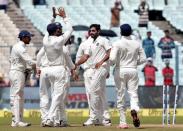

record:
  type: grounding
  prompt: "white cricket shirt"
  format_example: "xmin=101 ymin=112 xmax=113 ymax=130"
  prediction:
xmin=43 ymin=18 xmax=73 ymax=67
xmin=110 ymin=36 xmax=146 ymax=68
xmin=85 ymin=36 xmax=111 ymax=69
xmin=9 ymin=41 xmax=36 ymax=72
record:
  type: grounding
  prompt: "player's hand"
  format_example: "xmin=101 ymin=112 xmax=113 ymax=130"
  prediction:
xmin=71 ymin=69 xmax=79 ymax=81
xmin=73 ymin=64 xmax=77 ymax=70
xmin=52 ymin=7 xmax=57 ymax=18
xmin=95 ymin=61 xmax=103 ymax=69
xmin=58 ymin=7 xmax=66 ymax=18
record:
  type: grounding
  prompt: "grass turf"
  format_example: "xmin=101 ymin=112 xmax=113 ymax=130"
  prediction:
xmin=0 ymin=117 xmax=182 ymax=131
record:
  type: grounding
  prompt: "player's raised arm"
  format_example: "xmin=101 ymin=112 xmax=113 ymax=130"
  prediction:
xmin=55 ymin=7 xmax=73 ymax=47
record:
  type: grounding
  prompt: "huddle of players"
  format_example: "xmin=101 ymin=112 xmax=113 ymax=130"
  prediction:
xmin=9 ymin=7 xmax=146 ymax=128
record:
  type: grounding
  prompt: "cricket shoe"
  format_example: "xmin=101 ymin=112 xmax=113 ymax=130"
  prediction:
xmin=44 ymin=119 xmax=54 ymax=127
xmin=131 ymin=109 xmax=140 ymax=128
xmin=83 ymin=118 xmax=101 ymax=126
xmin=41 ymin=120 xmax=46 ymax=127
xmin=60 ymin=120 xmax=70 ymax=127
xmin=54 ymin=120 xmax=70 ymax=127
xmin=102 ymin=119 xmax=112 ymax=126
xmin=117 ymin=124 xmax=129 ymax=129
xmin=11 ymin=121 xmax=31 ymax=127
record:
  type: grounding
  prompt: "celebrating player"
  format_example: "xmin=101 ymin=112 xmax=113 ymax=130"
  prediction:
xmin=110 ymin=24 xmax=146 ymax=128
xmin=38 ymin=7 xmax=73 ymax=127
xmin=75 ymin=24 xmax=111 ymax=126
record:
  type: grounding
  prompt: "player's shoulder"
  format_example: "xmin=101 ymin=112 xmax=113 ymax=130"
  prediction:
xmin=80 ymin=39 xmax=91 ymax=48
xmin=130 ymin=38 xmax=141 ymax=47
xmin=112 ymin=39 xmax=121 ymax=47
xmin=14 ymin=41 xmax=25 ymax=50
xmin=98 ymin=36 xmax=109 ymax=42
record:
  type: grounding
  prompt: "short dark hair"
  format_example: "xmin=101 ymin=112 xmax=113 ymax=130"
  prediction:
xmin=120 ymin=24 xmax=132 ymax=36
xmin=89 ymin=24 xmax=101 ymax=31
xmin=47 ymin=22 xmax=62 ymax=35
xmin=164 ymin=30 xmax=169 ymax=33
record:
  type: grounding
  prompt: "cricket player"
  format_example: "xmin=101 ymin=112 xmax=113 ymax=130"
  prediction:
xmin=75 ymin=24 xmax=111 ymax=126
xmin=9 ymin=30 xmax=36 ymax=127
xmin=37 ymin=8 xmax=76 ymax=127
xmin=75 ymin=37 xmax=111 ymax=126
xmin=37 ymin=44 xmax=75 ymax=127
xmin=39 ymin=7 xmax=73 ymax=127
xmin=54 ymin=45 xmax=76 ymax=127
xmin=109 ymin=24 xmax=146 ymax=128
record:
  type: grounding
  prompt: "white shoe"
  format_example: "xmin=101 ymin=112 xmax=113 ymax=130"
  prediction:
xmin=54 ymin=122 xmax=60 ymax=127
xmin=102 ymin=119 xmax=112 ymax=126
xmin=41 ymin=120 xmax=46 ymax=127
xmin=11 ymin=121 xmax=31 ymax=127
xmin=44 ymin=119 xmax=54 ymax=127
xmin=83 ymin=118 xmax=101 ymax=126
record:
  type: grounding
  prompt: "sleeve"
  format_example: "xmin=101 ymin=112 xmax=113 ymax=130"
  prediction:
xmin=54 ymin=18 xmax=73 ymax=48
xmin=75 ymin=43 xmax=84 ymax=63
xmin=64 ymin=50 xmax=75 ymax=69
xmin=83 ymin=44 xmax=91 ymax=56
xmin=162 ymin=68 xmax=165 ymax=76
xmin=18 ymin=46 xmax=36 ymax=66
xmin=36 ymin=47 xmax=45 ymax=68
xmin=137 ymin=44 xmax=147 ymax=65
xmin=158 ymin=38 xmax=164 ymax=48
xmin=103 ymin=38 xmax=111 ymax=51
xmin=152 ymin=40 xmax=156 ymax=53
xmin=170 ymin=39 xmax=175 ymax=48
xmin=109 ymin=43 xmax=118 ymax=65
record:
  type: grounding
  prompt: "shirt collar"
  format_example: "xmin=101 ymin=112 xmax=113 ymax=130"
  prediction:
xmin=121 ymin=36 xmax=132 ymax=40
xmin=91 ymin=36 xmax=101 ymax=43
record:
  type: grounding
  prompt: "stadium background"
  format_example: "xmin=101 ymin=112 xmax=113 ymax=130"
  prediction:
xmin=0 ymin=0 xmax=183 ymax=123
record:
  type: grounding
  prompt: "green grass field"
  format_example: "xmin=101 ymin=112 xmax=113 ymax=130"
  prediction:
xmin=0 ymin=116 xmax=183 ymax=131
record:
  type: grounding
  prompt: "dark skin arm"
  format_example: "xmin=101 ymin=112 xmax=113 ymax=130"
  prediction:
xmin=75 ymin=54 xmax=90 ymax=69
xmin=95 ymin=49 xmax=111 ymax=69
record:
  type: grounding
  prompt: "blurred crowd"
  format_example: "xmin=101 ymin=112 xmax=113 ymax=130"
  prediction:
xmin=0 ymin=0 xmax=177 ymax=87
xmin=141 ymin=29 xmax=175 ymax=87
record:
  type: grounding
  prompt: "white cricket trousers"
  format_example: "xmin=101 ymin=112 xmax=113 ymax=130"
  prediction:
xmin=54 ymin=68 xmax=70 ymax=123
xmin=114 ymin=67 xmax=139 ymax=124
xmin=84 ymin=68 xmax=110 ymax=120
xmin=86 ymin=67 xmax=109 ymax=121
xmin=41 ymin=66 xmax=67 ymax=122
xmin=9 ymin=70 xmax=25 ymax=123
xmin=39 ymin=67 xmax=51 ymax=122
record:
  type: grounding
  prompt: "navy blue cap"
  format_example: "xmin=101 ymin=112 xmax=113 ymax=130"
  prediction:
xmin=120 ymin=24 xmax=132 ymax=36
xmin=47 ymin=22 xmax=62 ymax=35
xmin=18 ymin=30 xmax=34 ymax=38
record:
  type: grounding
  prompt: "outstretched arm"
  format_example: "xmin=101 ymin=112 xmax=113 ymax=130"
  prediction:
xmin=75 ymin=54 xmax=90 ymax=68
xmin=55 ymin=7 xmax=73 ymax=48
